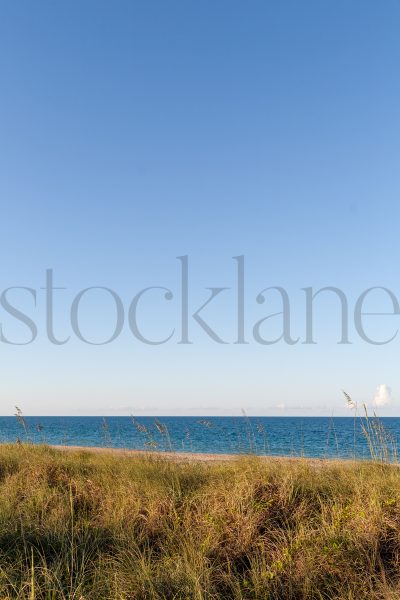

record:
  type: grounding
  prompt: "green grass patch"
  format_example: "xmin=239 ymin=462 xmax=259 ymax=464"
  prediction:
xmin=0 ymin=444 xmax=399 ymax=598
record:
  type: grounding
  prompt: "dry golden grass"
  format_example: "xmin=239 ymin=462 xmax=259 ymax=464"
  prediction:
xmin=0 ymin=444 xmax=400 ymax=599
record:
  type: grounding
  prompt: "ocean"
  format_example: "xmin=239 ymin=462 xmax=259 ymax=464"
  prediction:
xmin=1 ymin=416 xmax=399 ymax=459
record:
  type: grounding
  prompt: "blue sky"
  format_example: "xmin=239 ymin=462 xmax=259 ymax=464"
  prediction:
xmin=0 ymin=0 xmax=400 ymax=415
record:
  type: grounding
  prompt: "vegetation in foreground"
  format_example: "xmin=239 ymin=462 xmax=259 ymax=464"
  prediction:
xmin=0 ymin=445 xmax=400 ymax=599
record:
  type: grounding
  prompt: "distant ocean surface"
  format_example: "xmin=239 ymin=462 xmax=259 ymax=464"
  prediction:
xmin=1 ymin=416 xmax=399 ymax=459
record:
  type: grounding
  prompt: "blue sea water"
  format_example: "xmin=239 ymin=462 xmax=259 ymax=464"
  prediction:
xmin=1 ymin=416 xmax=399 ymax=459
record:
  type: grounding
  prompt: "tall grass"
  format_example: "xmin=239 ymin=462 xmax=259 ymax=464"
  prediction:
xmin=1 ymin=444 xmax=400 ymax=598
xmin=343 ymin=392 xmax=398 ymax=463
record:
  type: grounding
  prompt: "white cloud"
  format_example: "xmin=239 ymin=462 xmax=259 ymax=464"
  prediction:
xmin=275 ymin=402 xmax=286 ymax=411
xmin=373 ymin=384 xmax=392 ymax=407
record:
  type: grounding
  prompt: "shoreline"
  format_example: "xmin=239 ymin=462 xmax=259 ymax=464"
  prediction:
xmin=0 ymin=443 xmax=381 ymax=466
xmin=49 ymin=444 xmax=358 ymax=465
xmin=52 ymin=445 xmax=237 ymax=462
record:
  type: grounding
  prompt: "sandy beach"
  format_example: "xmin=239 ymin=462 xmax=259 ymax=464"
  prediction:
xmin=50 ymin=444 xmax=347 ymax=466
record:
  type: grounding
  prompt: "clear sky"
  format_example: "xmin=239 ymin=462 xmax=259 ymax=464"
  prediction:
xmin=1 ymin=0 xmax=400 ymax=416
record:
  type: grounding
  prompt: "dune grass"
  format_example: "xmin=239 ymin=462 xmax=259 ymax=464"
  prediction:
xmin=0 ymin=445 xmax=400 ymax=599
